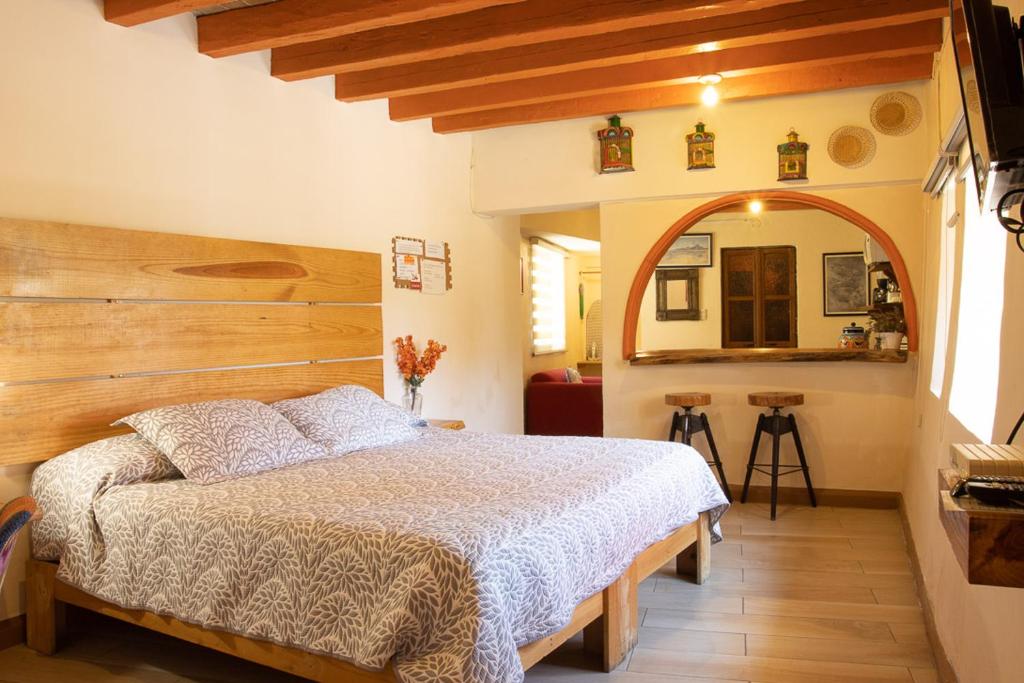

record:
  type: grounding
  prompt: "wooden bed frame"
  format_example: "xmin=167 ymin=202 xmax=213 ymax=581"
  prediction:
xmin=3 ymin=217 xmax=711 ymax=680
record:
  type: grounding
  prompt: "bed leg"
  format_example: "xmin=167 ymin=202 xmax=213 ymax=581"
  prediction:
xmin=582 ymin=563 xmax=638 ymax=672
xmin=676 ymin=512 xmax=711 ymax=585
xmin=26 ymin=560 xmax=65 ymax=655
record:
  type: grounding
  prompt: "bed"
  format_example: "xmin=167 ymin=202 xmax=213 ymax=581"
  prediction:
xmin=2 ymin=217 xmax=728 ymax=682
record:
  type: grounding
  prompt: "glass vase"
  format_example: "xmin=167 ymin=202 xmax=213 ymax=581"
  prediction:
xmin=404 ymin=386 xmax=423 ymax=417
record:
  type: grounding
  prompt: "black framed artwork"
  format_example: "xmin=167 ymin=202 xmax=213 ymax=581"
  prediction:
xmin=822 ymin=251 xmax=869 ymax=316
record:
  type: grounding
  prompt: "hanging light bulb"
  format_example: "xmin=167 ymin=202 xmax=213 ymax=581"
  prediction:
xmin=698 ymin=74 xmax=723 ymax=107
xmin=749 ymin=199 xmax=764 ymax=214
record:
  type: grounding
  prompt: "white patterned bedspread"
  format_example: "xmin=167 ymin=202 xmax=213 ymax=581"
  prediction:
xmin=33 ymin=428 xmax=728 ymax=683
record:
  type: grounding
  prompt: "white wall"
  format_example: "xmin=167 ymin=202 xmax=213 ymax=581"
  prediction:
xmin=902 ymin=14 xmax=1024 ymax=682
xmin=638 ymin=209 xmax=872 ymax=350
xmin=0 ymin=0 xmax=523 ymax=618
xmin=472 ymin=83 xmax=931 ymax=215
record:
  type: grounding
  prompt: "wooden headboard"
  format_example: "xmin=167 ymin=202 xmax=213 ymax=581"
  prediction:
xmin=0 ymin=217 xmax=383 ymax=466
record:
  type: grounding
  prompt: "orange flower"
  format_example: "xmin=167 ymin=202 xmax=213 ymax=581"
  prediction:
xmin=394 ymin=336 xmax=447 ymax=387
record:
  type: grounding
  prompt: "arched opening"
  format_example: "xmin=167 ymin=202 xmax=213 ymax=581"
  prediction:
xmin=622 ymin=190 xmax=919 ymax=360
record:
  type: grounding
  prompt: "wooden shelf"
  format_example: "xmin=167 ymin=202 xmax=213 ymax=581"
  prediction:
xmin=870 ymin=301 xmax=903 ymax=312
xmin=938 ymin=469 xmax=1024 ymax=588
xmin=629 ymin=348 xmax=908 ymax=365
xmin=868 ymin=261 xmax=897 ymax=278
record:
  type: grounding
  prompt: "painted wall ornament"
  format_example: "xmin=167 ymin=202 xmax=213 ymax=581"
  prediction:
xmin=686 ymin=121 xmax=715 ymax=170
xmin=597 ymin=115 xmax=634 ymax=174
xmin=777 ymin=128 xmax=809 ymax=181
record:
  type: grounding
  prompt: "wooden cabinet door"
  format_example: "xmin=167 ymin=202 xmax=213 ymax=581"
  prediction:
xmin=721 ymin=246 xmax=797 ymax=348
xmin=759 ymin=246 xmax=797 ymax=348
xmin=721 ymin=248 xmax=757 ymax=348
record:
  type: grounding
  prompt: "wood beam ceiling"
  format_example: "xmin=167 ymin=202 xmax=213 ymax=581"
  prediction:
xmin=431 ymin=54 xmax=935 ymax=133
xmin=105 ymin=0 xmax=219 ymax=26
xmin=389 ymin=21 xmax=943 ymax=121
xmin=332 ymin=0 xmax=948 ymax=100
xmin=103 ymin=0 xmax=947 ymax=133
xmin=273 ymin=0 xmax=807 ymax=81
xmin=197 ymin=0 xmax=528 ymax=58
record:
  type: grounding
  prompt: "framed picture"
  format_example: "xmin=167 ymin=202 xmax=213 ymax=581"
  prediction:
xmin=658 ymin=232 xmax=713 ymax=268
xmin=822 ymin=252 xmax=869 ymax=316
xmin=655 ymin=268 xmax=700 ymax=320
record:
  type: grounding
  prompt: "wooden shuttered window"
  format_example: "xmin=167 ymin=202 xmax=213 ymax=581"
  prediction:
xmin=721 ymin=246 xmax=797 ymax=348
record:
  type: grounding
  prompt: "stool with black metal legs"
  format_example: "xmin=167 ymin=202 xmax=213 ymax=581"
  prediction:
xmin=740 ymin=392 xmax=816 ymax=520
xmin=665 ymin=392 xmax=733 ymax=501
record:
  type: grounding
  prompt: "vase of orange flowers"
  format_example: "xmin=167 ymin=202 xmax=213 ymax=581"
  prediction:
xmin=394 ymin=336 xmax=447 ymax=417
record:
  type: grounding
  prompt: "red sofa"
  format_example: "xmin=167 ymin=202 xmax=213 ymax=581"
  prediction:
xmin=525 ymin=369 xmax=603 ymax=437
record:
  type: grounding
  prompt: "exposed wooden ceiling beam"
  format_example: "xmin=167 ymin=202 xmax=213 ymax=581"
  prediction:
xmin=334 ymin=0 xmax=947 ymax=100
xmin=390 ymin=21 xmax=942 ymax=121
xmin=273 ymin=0 xmax=805 ymax=80
xmin=431 ymin=54 xmax=935 ymax=133
xmin=104 ymin=0 xmax=217 ymax=26
xmin=197 ymin=0 xmax=528 ymax=58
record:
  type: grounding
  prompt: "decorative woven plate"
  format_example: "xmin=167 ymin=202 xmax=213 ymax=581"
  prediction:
xmin=963 ymin=78 xmax=982 ymax=115
xmin=828 ymin=126 xmax=876 ymax=168
xmin=870 ymin=91 xmax=922 ymax=136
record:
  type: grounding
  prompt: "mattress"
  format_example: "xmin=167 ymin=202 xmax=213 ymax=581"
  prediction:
xmin=32 ymin=427 xmax=728 ymax=683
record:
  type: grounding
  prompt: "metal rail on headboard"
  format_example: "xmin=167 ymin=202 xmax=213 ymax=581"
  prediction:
xmin=0 ymin=217 xmax=384 ymax=466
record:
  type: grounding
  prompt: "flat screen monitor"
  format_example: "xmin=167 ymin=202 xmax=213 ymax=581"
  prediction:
xmin=951 ymin=0 xmax=1024 ymax=210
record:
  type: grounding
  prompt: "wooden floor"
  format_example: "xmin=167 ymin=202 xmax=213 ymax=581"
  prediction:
xmin=0 ymin=503 xmax=937 ymax=683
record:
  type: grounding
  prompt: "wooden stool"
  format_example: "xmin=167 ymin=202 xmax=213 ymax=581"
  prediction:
xmin=740 ymin=392 xmax=816 ymax=520
xmin=665 ymin=393 xmax=733 ymax=501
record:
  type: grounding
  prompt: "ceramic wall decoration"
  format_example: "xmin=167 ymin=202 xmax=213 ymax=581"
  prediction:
xmin=686 ymin=121 xmax=715 ymax=170
xmin=597 ymin=115 xmax=634 ymax=174
xmin=777 ymin=128 xmax=809 ymax=181
xmin=828 ymin=126 xmax=876 ymax=168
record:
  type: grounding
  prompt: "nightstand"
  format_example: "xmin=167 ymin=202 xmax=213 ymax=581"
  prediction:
xmin=428 ymin=419 xmax=465 ymax=431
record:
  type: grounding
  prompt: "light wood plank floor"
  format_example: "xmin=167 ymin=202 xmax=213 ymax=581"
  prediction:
xmin=0 ymin=503 xmax=936 ymax=683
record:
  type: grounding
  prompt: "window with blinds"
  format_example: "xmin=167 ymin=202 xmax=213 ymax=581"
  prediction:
xmin=530 ymin=240 xmax=567 ymax=355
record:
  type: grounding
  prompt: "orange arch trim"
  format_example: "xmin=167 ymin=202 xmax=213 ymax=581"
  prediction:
xmin=621 ymin=190 xmax=919 ymax=360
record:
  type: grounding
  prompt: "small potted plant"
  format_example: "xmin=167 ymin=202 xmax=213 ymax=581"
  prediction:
xmin=394 ymin=335 xmax=447 ymax=416
xmin=868 ymin=308 xmax=906 ymax=350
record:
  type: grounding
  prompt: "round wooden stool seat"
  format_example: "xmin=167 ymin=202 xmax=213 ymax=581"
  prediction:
xmin=665 ymin=392 xmax=711 ymax=408
xmin=748 ymin=391 xmax=804 ymax=408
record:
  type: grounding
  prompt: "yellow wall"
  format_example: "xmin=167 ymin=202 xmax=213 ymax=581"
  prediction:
xmin=638 ymin=209 xmax=873 ymax=350
xmin=470 ymin=73 xmax=934 ymax=495
xmin=603 ymin=184 xmax=924 ymax=493
xmin=902 ymin=12 xmax=1024 ymax=681
xmin=0 ymin=0 xmax=524 ymax=618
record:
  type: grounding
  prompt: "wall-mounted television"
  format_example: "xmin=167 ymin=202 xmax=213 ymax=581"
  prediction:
xmin=951 ymin=0 xmax=1024 ymax=211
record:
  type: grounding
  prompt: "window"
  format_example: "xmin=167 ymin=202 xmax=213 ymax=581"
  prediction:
xmin=929 ymin=174 xmax=960 ymax=397
xmin=948 ymin=169 xmax=1006 ymax=441
xmin=530 ymin=240 xmax=567 ymax=355
xmin=721 ymin=246 xmax=797 ymax=348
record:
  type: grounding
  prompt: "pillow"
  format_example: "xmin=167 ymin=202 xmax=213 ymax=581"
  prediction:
xmin=565 ymin=367 xmax=584 ymax=384
xmin=272 ymin=385 xmax=423 ymax=456
xmin=31 ymin=434 xmax=179 ymax=561
xmin=115 ymin=399 xmax=326 ymax=485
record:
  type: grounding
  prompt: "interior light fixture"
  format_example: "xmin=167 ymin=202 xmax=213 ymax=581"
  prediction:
xmin=748 ymin=200 xmax=764 ymax=214
xmin=699 ymin=73 xmax=722 ymax=107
